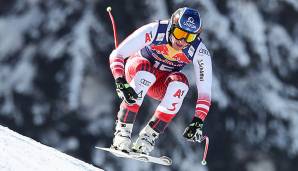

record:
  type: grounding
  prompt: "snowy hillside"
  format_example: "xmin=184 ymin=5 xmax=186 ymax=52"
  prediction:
xmin=0 ymin=125 xmax=103 ymax=171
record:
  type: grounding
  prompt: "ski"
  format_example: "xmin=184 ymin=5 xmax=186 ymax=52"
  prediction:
xmin=95 ymin=147 xmax=172 ymax=166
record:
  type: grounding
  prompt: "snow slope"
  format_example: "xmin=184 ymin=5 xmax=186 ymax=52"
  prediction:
xmin=0 ymin=125 xmax=103 ymax=171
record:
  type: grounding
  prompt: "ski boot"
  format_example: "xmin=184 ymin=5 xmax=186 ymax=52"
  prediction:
xmin=132 ymin=124 xmax=159 ymax=155
xmin=111 ymin=121 xmax=133 ymax=153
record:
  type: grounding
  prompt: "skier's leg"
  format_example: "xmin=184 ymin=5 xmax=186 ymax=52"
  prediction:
xmin=112 ymin=55 xmax=156 ymax=151
xmin=133 ymin=72 xmax=189 ymax=154
xmin=117 ymin=55 xmax=157 ymax=123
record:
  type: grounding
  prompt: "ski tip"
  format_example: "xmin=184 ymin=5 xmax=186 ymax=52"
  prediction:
xmin=160 ymin=156 xmax=172 ymax=165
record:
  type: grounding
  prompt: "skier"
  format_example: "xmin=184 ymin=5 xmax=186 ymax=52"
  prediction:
xmin=109 ymin=7 xmax=212 ymax=155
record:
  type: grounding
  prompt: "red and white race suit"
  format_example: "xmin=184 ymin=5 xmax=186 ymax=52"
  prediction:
xmin=109 ymin=20 xmax=212 ymax=133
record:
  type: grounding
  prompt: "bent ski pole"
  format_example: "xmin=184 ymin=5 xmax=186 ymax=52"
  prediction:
xmin=106 ymin=6 xmax=119 ymax=48
xmin=197 ymin=135 xmax=209 ymax=165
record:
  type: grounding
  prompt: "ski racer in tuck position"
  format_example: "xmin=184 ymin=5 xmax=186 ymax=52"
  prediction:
xmin=109 ymin=7 xmax=212 ymax=155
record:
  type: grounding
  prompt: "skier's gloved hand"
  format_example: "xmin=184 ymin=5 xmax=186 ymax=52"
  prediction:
xmin=115 ymin=77 xmax=138 ymax=105
xmin=183 ymin=117 xmax=204 ymax=142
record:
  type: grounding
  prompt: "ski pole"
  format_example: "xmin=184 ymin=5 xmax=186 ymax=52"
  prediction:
xmin=106 ymin=6 xmax=119 ymax=48
xmin=198 ymin=135 xmax=209 ymax=165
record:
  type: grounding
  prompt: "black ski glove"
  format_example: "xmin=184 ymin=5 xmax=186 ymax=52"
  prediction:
xmin=115 ymin=77 xmax=138 ymax=105
xmin=183 ymin=117 xmax=204 ymax=142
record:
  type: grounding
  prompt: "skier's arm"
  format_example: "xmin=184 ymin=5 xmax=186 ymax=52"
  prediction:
xmin=183 ymin=43 xmax=212 ymax=141
xmin=192 ymin=43 xmax=212 ymax=121
xmin=109 ymin=22 xmax=158 ymax=79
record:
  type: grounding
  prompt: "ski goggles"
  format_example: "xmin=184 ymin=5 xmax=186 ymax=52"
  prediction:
xmin=171 ymin=27 xmax=198 ymax=43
